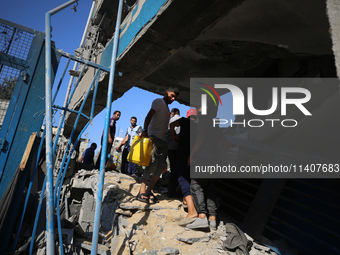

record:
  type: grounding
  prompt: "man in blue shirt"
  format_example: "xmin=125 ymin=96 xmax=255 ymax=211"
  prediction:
xmin=79 ymin=143 xmax=97 ymax=166
xmin=117 ymin=116 xmax=142 ymax=176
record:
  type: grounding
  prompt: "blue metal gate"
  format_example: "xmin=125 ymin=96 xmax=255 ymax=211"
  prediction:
xmin=0 ymin=18 xmax=61 ymax=253
xmin=0 ymin=18 xmax=50 ymax=194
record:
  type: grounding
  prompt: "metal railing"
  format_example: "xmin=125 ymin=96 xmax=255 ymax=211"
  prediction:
xmin=10 ymin=0 xmax=124 ymax=254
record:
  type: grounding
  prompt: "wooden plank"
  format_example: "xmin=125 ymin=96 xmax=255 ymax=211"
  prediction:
xmin=19 ymin=132 xmax=37 ymax=171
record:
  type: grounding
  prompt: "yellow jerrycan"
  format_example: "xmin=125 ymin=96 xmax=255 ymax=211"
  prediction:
xmin=127 ymin=136 xmax=153 ymax=166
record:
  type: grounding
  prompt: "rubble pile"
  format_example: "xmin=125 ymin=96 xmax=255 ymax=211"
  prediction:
xmin=15 ymin=169 xmax=279 ymax=254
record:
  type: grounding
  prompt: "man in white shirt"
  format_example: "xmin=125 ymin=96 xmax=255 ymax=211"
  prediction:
xmin=136 ymin=87 xmax=179 ymax=203
xmin=116 ymin=116 xmax=142 ymax=175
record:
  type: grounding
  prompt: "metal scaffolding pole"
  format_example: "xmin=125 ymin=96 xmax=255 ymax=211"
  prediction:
xmin=45 ymin=1 xmax=79 ymax=254
xmin=91 ymin=0 xmax=124 ymax=253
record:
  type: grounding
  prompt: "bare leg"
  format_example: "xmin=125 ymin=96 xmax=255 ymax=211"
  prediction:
xmin=138 ymin=179 xmax=149 ymax=200
xmin=199 ymin=213 xmax=207 ymax=219
xmin=145 ymin=175 xmax=160 ymax=194
xmin=184 ymin=195 xmax=198 ymax=218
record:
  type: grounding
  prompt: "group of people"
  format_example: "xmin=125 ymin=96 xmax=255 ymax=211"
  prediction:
xmin=79 ymin=86 xmax=225 ymax=230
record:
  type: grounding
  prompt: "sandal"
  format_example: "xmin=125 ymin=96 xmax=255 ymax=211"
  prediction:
xmin=136 ymin=193 xmax=150 ymax=203
xmin=149 ymin=192 xmax=159 ymax=203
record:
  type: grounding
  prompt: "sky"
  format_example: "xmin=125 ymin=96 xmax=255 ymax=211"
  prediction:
xmin=1 ymin=0 xmax=233 ymax=152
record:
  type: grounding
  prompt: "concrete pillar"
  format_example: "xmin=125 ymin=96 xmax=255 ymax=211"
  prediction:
xmin=327 ymin=0 xmax=340 ymax=78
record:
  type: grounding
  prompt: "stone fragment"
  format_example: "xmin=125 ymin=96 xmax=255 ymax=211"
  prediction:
xmin=116 ymin=208 xmax=133 ymax=217
xmin=245 ymin=233 xmax=254 ymax=242
xmin=75 ymin=239 xmax=110 ymax=255
xmin=111 ymin=233 xmax=130 ymax=255
xmin=118 ymin=215 xmax=130 ymax=228
xmin=100 ymin=202 xmax=115 ymax=231
xmin=177 ymin=231 xmax=211 ymax=244
xmin=99 ymin=230 xmax=113 ymax=243
xmin=253 ymin=243 xmax=271 ymax=252
xmin=36 ymin=247 xmax=46 ymax=255
xmin=135 ymin=247 xmax=179 ymax=255
xmin=119 ymin=197 xmax=180 ymax=210
xmin=159 ymin=247 xmax=180 ymax=255
xmin=79 ymin=192 xmax=95 ymax=234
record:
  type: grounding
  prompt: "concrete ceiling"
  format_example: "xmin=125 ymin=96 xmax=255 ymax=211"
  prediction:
xmin=137 ymin=0 xmax=333 ymax=102
xmin=63 ymin=0 xmax=336 ymax=138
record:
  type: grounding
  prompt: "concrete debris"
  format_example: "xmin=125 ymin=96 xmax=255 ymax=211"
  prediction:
xmin=116 ymin=208 xmax=133 ymax=216
xmin=253 ymin=243 xmax=271 ymax=252
xmin=71 ymin=170 xmax=99 ymax=193
xmin=177 ymin=231 xmax=211 ymax=244
xmin=99 ymin=230 xmax=113 ymax=244
xmin=119 ymin=196 xmax=180 ymax=210
xmin=75 ymin=239 xmax=110 ymax=255
xmin=111 ymin=233 xmax=130 ymax=255
xmin=36 ymin=247 xmax=46 ymax=255
xmin=100 ymin=202 xmax=116 ymax=231
xmin=118 ymin=215 xmax=130 ymax=229
xmin=159 ymin=247 xmax=180 ymax=255
xmin=13 ymin=168 xmax=278 ymax=255
xmin=135 ymin=247 xmax=180 ymax=255
xmin=78 ymin=191 xmax=96 ymax=236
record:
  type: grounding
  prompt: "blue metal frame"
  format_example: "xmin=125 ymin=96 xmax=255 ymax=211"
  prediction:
xmin=0 ymin=28 xmax=45 ymax=187
xmin=11 ymin=129 xmax=45 ymax=252
xmin=9 ymin=0 xmax=125 ymax=253
xmin=45 ymin=1 xmax=79 ymax=253
xmin=91 ymin=0 xmax=124 ymax=253
xmin=56 ymin=73 xmax=101 ymax=252
xmin=0 ymin=18 xmax=57 ymax=254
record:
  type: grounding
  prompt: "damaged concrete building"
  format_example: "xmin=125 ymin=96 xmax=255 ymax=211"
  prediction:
xmin=0 ymin=0 xmax=340 ymax=254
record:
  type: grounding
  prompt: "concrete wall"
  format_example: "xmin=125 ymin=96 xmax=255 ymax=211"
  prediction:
xmin=327 ymin=0 xmax=340 ymax=78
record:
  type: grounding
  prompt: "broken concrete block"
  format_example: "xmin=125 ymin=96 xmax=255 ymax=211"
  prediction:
xmin=99 ymin=230 xmax=113 ymax=244
xmin=36 ymin=247 xmax=46 ymax=255
xmin=253 ymin=243 xmax=271 ymax=252
xmin=75 ymin=239 xmax=110 ymax=255
xmin=69 ymin=203 xmax=82 ymax=218
xmin=159 ymin=247 xmax=180 ymax=255
xmin=135 ymin=247 xmax=180 ymax=255
xmin=71 ymin=170 xmax=99 ymax=193
xmin=79 ymin=192 xmax=95 ymax=234
xmin=100 ymin=202 xmax=115 ymax=231
xmin=135 ymin=250 xmax=158 ymax=255
xmin=115 ymin=208 xmax=132 ymax=217
xmin=111 ymin=233 xmax=130 ymax=255
xmin=118 ymin=215 xmax=130 ymax=229
xmin=119 ymin=197 xmax=180 ymax=211
xmin=177 ymin=231 xmax=211 ymax=244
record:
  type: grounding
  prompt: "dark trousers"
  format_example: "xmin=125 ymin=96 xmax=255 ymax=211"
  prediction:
xmin=124 ymin=146 xmax=138 ymax=175
xmin=120 ymin=147 xmax=129 ymax=173
xmin=167 ymin=150 xmax=179 ymax=196
xmin=190 ymin=179 xmax=217 ymax=216
xmin=177 ymin=152 xmax=191 ymax=197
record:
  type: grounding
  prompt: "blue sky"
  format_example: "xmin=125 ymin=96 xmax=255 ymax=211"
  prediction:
xmin=1 ymin=0 xmax=233 ymax=151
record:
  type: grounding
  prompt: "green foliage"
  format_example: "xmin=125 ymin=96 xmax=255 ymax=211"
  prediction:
xmin=0 ymin=77 xmax=16 ymax=100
